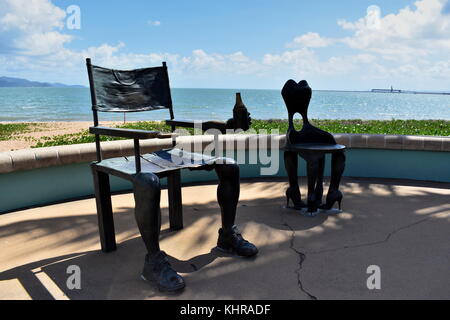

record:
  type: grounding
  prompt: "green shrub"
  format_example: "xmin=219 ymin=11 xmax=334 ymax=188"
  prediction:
xmin=0 ymin=123 xmax=32 ymax=141
xmin=31 ymin=119 xmax=450 ymax=148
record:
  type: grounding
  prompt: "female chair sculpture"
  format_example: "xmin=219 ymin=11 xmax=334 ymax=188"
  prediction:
xmin=282 ymin=80 xmax=346 ymax=215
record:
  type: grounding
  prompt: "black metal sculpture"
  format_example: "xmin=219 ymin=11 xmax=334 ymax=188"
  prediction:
xmin=86 ymin=59 xmax=258 ymax=292
xmin=166 ymin=93 xmax=251 ymax=134
xmin=282 ymin=80 xmax=346 ymax=216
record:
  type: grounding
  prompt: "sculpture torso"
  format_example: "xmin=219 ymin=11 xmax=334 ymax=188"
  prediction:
xmin=282 ymin=80 xmax=336 ymax=145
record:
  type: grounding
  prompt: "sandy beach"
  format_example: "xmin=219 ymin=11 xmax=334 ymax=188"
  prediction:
xmin=0 ymin=122 xmax=122 ymax=152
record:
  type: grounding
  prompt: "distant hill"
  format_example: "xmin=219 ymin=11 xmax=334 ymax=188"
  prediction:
xmin=0 ymin=76 xmax=85 ymax=88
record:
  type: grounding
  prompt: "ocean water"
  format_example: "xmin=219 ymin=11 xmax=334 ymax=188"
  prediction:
xmin=0 ymin=87 xmax=449 ymax=122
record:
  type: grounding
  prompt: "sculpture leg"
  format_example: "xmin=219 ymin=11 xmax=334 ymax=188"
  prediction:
xmin=321 ymin=151 xmax=346 ymax=211
xmin=133 ymin=172 xmax=185 ymax=292
xmin=284 ymin=151 xmax=305 ymax=209
xmin=214 ymin=163 xmax=240 ymax=230
xmin=215 ymin=163 xmax=258 ymax=257
xmin=167 ymin=170 xmax=183 ymax=230
xmin=132 ymin=172 xmax=162 ymax=254
xmin=314 ymin=156 xmax=325 ymax=207
xmin=91 ymin=167 xmax=116 ymax=253
xmin=306 ymin=158 xmax=320 ymax=214
xmin=329 ymin=151 xmax=346 ymax=192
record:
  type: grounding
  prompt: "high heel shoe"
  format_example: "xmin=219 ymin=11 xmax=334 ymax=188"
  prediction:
xmin=319 ymin=190 xmax=343 ymax=211
xmin=285 ymin=187 xmax=307 ymax=210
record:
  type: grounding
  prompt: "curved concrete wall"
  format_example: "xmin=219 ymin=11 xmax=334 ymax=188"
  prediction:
xmin=0 ymin=134 xmax=449 ymax=213
xmin=1 ymin=134 xmax=449 ymax=174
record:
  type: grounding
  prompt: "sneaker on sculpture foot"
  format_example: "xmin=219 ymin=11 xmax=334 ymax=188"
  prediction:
xmin=141 ymin=251 xmax=185 ymax=292
xmin=216 ymin=225 xmax=259 ymax=257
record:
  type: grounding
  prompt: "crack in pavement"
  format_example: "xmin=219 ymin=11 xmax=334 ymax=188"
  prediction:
xmin=278 ymin=209 xmax=440 ymax=299
xmin=307 ymin=216 xmax=433 ymax=255
xmin=277 ymin=204 xmax=447 ymax=300
xmin=282 ymin=221 xmax=318 ymax=300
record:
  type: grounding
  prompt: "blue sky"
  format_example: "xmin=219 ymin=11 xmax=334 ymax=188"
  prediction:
xmin=55 ymin=0 xmax=408 ymax=56
xmin=1 ymin=0 xmax=450 ymax=90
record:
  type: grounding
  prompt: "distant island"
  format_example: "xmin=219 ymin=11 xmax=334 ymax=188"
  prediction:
xmin=0 ymin=76 xmax=85 ymax=88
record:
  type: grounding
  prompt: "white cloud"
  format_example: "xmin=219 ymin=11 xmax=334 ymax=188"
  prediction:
xmin=273 ymin=0 xmax=450 ymax=89
xmin=185 ymin=49 xmax=257 ymax=73
xmin=2 ymin=0 xmax=450 ymax=90
xmin=0 ymin=0 xmax=70 ymax=55
xmin=287 ymin=32 xmax=334 ymax=48
xmin=0 ymin=0 xmax=65 ymax=32
xmin=263 ymin=49 xmax=378 ymax=78
xmin=337 ymin=0 xmax=450 ymax=60
xmin=148 ymin=20 xmax=161 ymax=27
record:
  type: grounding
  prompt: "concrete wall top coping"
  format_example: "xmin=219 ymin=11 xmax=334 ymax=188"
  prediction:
xmin=0 ymin=133 xmax=449 ymax=174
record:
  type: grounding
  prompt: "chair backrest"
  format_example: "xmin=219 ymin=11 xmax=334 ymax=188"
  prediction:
xmin=86 ymin=58 xmax=175 ymax=120
xmin=86 ymin=58 xmax=176 ymax=162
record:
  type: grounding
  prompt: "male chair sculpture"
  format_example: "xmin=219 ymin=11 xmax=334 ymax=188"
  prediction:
xmin=87 ymin=59 xmax=258 ymax=292
xmin=282 ymin=80 xmax=346 ymax=215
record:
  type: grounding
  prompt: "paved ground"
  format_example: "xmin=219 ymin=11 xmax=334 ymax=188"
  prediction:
xmin=0 ymin=177 xmax=449 ymax=300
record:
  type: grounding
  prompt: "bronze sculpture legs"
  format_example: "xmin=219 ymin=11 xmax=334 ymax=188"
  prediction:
xmin=284 ymin=151 xmax=306 ymax=209
xmin=132 ymin=163 xmax=257 ymax=292
xmin=133 ymin=172 xmax=163 ymax=254
xmin=321 ymin=151 xmax=346 ymax=210
xmin=284 ymin=150 xmax=346 ymax=215
xmin=215 ymin=163 xmax=240 ymax=230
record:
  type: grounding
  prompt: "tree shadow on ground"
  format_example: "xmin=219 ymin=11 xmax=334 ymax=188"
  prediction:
xmin=0 ymin=177 xmax=449 ymax=299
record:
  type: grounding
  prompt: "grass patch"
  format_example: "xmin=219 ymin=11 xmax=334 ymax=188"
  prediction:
xmin=32 ymin=122 xmax=174 ymax=148
xmin=33 ymin=130 xmax=113 ymax=148
xmin=252 ymin=119 xmax=450 ymax=136
xmin=0 ymin=123 xmax=33 ymax=141
xmin=31 ymin=119 xmax=450 ymax=148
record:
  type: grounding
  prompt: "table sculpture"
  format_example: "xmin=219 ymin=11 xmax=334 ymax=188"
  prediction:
xmin=282 ymin=80 xmax=346 ymax=216
xmin=86 ymin=59 xmax=258 ymax=293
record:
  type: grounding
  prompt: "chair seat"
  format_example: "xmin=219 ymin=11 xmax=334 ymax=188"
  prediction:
xmin=283 ymin=143 xmax=346 ymax=153
xmin=93 ymin=148 xmax=235 ymax=180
